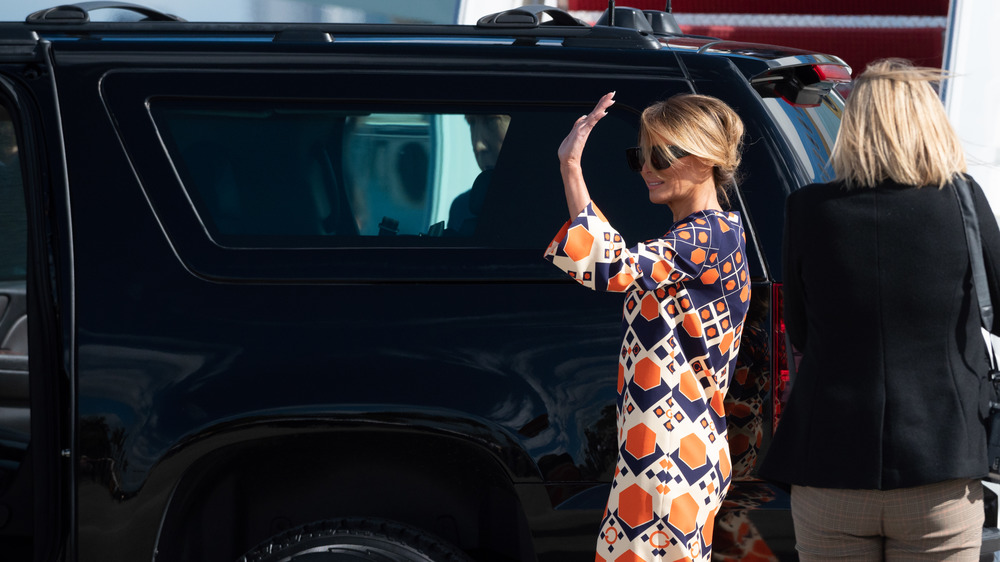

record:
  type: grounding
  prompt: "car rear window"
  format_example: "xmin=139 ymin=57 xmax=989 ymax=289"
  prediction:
xmin=760 ymin=92 xmax=845 ymax=184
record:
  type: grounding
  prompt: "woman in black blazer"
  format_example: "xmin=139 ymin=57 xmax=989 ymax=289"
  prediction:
xmin=758 ymin=58 xmax=1000 ymax=561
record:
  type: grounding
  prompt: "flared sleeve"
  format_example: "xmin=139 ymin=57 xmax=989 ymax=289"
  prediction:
xmin=544 ymin=201 xmax=714 ymax=293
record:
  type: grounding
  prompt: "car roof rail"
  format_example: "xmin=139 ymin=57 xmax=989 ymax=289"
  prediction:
xmin=476 ymin=5 xmax=588 ymax=28
xmin=26 ymin=2 xmax=185 ymax=23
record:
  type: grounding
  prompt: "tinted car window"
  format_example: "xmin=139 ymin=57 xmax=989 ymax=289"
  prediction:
xmin=151 ymin=99 xmax=674 ymax=253
xmin=760 ymin=93 xmax=844 ymax=184
xmin=0 ymin=103 xmax=24 ymax=281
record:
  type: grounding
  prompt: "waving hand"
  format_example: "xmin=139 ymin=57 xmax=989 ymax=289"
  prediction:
xmin=558 ymin=91 xmax=616 ymax=217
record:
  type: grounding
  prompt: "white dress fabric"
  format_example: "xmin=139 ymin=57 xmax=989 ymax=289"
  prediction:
xmin=545 ymin=202 xmax=751 ymax=562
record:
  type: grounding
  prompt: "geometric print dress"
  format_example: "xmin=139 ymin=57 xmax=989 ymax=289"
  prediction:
xmin=544 ymin=201 xmax=751 ymax=562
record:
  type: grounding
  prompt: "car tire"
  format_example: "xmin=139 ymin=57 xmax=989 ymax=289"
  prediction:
xmin=237 ymin=517 xmax=474 ymax=562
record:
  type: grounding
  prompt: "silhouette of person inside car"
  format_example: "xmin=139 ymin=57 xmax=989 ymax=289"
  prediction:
xmin=447 ymin=114 xmax=510 ymax=236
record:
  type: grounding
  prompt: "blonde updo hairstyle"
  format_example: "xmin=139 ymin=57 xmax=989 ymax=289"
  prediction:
xmin=639 ymin=93 xmax=745 ymax=206
xmin=832 ymin=58 xmax=966 ymax=188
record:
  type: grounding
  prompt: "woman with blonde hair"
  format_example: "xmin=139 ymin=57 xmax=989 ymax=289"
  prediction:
xmin=546 ymin=91 xmax=750 ymax=561
xmin=758 ymin=58 xmax=1000 ymax=561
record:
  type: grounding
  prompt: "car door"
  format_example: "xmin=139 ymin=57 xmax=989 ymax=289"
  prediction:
xmin=0 ymin=99 xmax=27 ymax=428
xmin=0 ymin=80 xmax=31 ymax=559
xmin=0 ymin=36 xmax=74 ymax=557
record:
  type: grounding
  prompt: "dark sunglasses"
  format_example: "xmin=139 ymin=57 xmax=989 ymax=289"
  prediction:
xmin=625 ymin=145 xmax=690 ymax=172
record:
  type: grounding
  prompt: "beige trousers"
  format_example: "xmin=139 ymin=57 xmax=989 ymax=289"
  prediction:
xmin=790 ymin=479 xmax=984 ymax=561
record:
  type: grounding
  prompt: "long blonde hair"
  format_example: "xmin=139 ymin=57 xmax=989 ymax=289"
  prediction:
xmin=640 ymin=94 xmax=744 ymax=206
xmin=832 ymin=58 xmax=966 ymax=188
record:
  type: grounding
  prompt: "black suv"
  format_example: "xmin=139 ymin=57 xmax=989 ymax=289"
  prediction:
xmin=0 ymin=2 xmax=969 ymax=561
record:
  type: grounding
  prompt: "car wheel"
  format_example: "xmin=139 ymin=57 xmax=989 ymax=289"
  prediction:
xmin=237 ymin=517 xmax=474 ymax=562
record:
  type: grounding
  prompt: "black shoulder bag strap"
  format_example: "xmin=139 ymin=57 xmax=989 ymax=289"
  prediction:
xmin=956 ymin=175 xmax=995 ymax=335
xmin=954 ymin=175 xmax=1000 ymax=412
xmin=954 ymin=176 xmax=1000 ymax=495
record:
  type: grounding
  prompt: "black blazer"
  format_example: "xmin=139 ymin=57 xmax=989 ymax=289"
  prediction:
xmin=758 ymin=176 xmax=1000 ymax=490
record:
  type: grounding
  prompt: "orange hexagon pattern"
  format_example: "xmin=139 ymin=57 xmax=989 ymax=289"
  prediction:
xmin=678 ymin=370 xmax=702 ymax=402
xmin=668 ymin=493 xmax=700 ymax=536
xmin=625 ymin=423 xmax=658 ymax=459
xmin=640 ymin=293 xmax=660 ymax=322
xmin=633 ymin=358 xmax=661 ymax=391
xmin=618 ymin=484 xmax=654 ymax=529
xmin=543 ymin=202 xmax=749 ymax=562
xmin=651 ymin=260 xmax=672 ymax=283
xmin=679 ymin=434 xmax=707 ymax=470
xmin=608 ymin=271 xmax=636 ymax=292
xmin=564 ymin=224 xmax=595 ymax=262
xmin=690 ymin=247 xmax=706 ymax=264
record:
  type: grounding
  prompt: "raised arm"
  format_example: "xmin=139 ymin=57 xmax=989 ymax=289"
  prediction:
xmin=557 ymin=91 xmax=615 ymax=218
